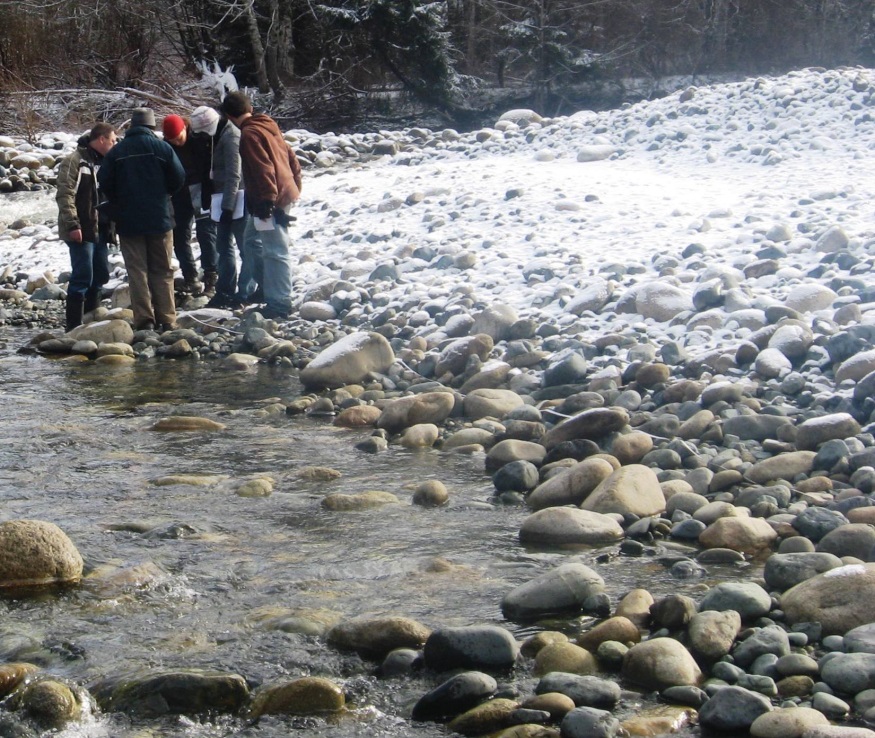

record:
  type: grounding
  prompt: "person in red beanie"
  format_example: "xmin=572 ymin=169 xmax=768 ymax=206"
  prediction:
xmin=162 ymin=114 xmax=218 ymax=298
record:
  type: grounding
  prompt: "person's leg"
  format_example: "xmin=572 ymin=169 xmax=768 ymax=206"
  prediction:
xmin=195 ymin=216 xmax=218 ymax=274
xmin=235 ymin=217 xmax=262 ymax=302
xmin=259 ymin=222 xmax=293 ymax=316
xmin=119 ymin=235 xmax=154 ymax=328
xmin=144 ymin=231 xmax=177 ymax=328
xmin=212 ymin=217 xmax=243 ymax=302
xmin=171 ymin=191 xmax=199 ymax=287
xmin=83 ymin=239 xmax=110 ymax=314
xmin=65 ymin=241 xmax=94 ymax=330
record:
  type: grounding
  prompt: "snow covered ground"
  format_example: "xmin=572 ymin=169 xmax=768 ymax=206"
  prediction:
xmin=2 ymin=65 xmax=874 ymax=367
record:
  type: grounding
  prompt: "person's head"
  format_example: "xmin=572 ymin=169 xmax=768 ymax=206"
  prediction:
xmin=162 ymin=114 xmax=187 ymax=146
xmin=220 ymin=92 xmax=253 ymax=124
xmin=88 ymin=122 xmax=117 ymax=156
xmin=190 ymin=106 xmax=221 ymax=137
xmin=130 ymin=107 xmax=156 ymax=129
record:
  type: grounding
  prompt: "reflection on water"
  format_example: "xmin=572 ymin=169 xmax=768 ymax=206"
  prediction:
xmin=0 ymin=329 xmax=740 ymax=736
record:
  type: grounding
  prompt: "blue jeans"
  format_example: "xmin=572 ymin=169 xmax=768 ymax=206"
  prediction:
xmin=239 ymin=216 xmax=291 ymax=312
xmin=67 ymin=240 xmax=110 ymax=298
xmin=215 ymin=216 xmax=248 ymax=299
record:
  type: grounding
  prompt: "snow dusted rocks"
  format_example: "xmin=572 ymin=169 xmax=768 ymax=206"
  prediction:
xmin=298 ymin=331 xmax=394 ymax=389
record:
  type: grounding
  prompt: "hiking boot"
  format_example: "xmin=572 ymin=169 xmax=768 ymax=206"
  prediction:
xmin=261 ymin=306 xmax=290 ymax=320
xmin=135 ymin=319 xmax=156 ymax=331
xmin=161 ymin=322 xmax=179 ymax=333
xmin=183 ymin=278 xmax=204 ymax=296
xmin=203 ymin=271 xmax=218 ymax=298
xmin=83 ymin=288 xmax=102 ymax=314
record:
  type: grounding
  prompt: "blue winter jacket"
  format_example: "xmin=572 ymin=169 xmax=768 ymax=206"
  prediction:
xmin=97 ymin=126 xmax=185 ymax=236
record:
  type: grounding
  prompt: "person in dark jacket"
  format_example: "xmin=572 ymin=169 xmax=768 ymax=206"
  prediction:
xmin=162 ymin=112 xmax=219 ymax=297
xmin=220 ymin=92 xmax=302 ymax=319
xmin=97 ymin=108 xmax=185 ymax=332
xmin=56 ymin=122 xmax=117 ymax=331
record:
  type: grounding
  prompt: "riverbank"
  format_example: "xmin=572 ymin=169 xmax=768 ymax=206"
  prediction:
xmin=2 ymin=66 xmax=875 ymax=737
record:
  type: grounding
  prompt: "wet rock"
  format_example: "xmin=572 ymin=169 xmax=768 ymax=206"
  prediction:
xmin=576 ymin=616 xmax=640 ymax=652
xmin=448 ymin=697 xmax=519 ymax=736
xmin=411 ymin=671 xmax=497 ymax=722
xmin=534 ymin=642 xmax=596 ymax=676
xmin=413 ymin=479 xmax=449 ymax=506
xmin=322 ymin=490 xmax=400 ymax=510
xmin=376 ymin=391 xmax=455 ymax=433
xmin=334 ymin=404 xmax=382 ymax=427
xmin=732 ymin=625 xmax=791 ymax=669
xmin=326 ymin=615 xmax=431 ymax=658
xmin=0 ymin=520 xmax=83 ymax=588
xmin=0 ymin=663 xmax=39 ymax=699
xmin=8 ymin=678 xmax=83 ymax=729
xmin=535 ymin=673 xmax=620 ymax=709
xmin=299 ymin=331 xmax=394 ymax=389
xmin=560 ymin=706 xmax=622 ymax=738
xmin=96 ymin=669 xmax=249 ymax=716
xmin=493 ymin=460 xmax=540 ymax=493
xmin=501 ymin=562 xmax=605 ymax=621
xmin=423 ymin=625 xmax=520 ymax=672
xmin=519 ymin=508 xmax=624 ymax=546
xmin=486 ymin=439 xmax=547 ymax=471
xmin=622 ymin=638 xmax=702 ymax=690
xmin=400 ymin=423 xmax=440 ymax=448
xmin=248 ymin=676 xmax=345 ymax=717
xmin=149 ymin=416 xmax=226 ymax=432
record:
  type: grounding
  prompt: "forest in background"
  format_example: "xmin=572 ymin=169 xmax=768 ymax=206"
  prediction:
xmin=1 ymin=0 xmax=874 ymax=134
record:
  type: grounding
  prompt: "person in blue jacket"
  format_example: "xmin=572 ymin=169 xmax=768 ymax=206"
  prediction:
xmin=97 ymin=107 xmax=185 ymax=332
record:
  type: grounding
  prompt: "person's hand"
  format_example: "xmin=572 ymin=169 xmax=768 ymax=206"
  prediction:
xmin=67 ymin=229 xmax=83 ymax=243
xmin=220 ymin=209 xmax=234 ymax=224
xmin=252 ymin=200 xmax=275 ymax=219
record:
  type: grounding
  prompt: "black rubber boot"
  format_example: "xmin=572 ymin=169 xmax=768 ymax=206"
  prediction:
xmin=65 ymin=294 xmax=84 ymax=332
xmin=83 ymin=288 xmax=101 ymax=314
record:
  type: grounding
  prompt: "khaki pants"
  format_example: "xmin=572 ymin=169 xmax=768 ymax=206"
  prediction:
xmin=119 ymin=232 xmax=176 ymax=328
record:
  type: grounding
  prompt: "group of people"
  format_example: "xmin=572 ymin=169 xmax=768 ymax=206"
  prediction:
xmin=55 ymin=92 xmax=303 ymax=332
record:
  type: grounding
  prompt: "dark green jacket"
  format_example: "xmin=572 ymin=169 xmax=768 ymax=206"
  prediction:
xmin=97 ymin=126 xmax=185 ymax=236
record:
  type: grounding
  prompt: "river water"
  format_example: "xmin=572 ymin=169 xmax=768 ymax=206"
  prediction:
xmin=0 ymin=330 xmax=765 ymax=737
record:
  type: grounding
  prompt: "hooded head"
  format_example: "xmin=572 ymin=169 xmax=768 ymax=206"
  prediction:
xmin=190 ymin=106 xmax=221 ymax=137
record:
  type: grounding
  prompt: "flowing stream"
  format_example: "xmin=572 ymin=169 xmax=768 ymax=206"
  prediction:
xmin=0 ymin=331 xmax=762 ymax=737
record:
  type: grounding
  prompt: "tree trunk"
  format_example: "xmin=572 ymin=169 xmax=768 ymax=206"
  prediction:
xmin=243 ymin=0 xmax=270 ymax=94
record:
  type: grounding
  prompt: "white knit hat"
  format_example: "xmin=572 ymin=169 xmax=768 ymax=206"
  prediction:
xmin=190 ymin=106 xmax=221 ymax=136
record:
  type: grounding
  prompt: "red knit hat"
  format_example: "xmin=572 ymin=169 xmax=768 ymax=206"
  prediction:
xmin=162 ymin=114 xmax=186 ymax=140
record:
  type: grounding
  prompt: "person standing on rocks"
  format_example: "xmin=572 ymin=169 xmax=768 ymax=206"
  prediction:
xmin=220 ymin=91 xmax=301 ymax=320
xmin=98 ymin=107 xmax=185 ymax=332
xmin=201 ymin=109 xmax=248 ymax=309
xmin=56 ymin=122 xmax=118 ymax=331
xmin=162 ymin=111 xmax=219 ymax=297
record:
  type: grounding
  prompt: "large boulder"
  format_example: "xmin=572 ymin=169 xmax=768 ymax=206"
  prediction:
xmin=519 ymin=507 xmax=624 ymax=546
xmin=526 ymin=457 xmax=616 ymax=510
xmin=782 ymin=564 xmax=875 ymax=636
xmin=299 ymin=332 xmax=394 ymax=389
xmin=326 ymin=615 xmax=431 ymax=657
xmin=580 ymin=465 xmax=665 ymax=517
xmin=68 ymin=318 xmax=134 ymax=344
xmin=376 ymin=391 xmax=456 ymax=434
xmin=0 ymin=520 xmax=83 ymax=588
xmin=542 ymin=407 xmax=629 ymax=450
xmin=621 ymin=638 xmax=702 ymax=690
xmin=501 ymin=563 xmax=605 ymax=621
